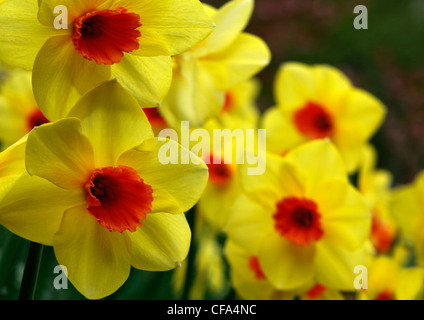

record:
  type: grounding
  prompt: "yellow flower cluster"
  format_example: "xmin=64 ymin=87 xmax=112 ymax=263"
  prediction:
xmin=0 ymin=0 xmax=422 ymax=301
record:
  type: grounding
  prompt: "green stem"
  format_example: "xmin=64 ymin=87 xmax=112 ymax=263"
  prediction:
xmin=182 ymin=208 xmax=197 ymax=300
xmin=18 ymin=241 xmax=44 ymax=300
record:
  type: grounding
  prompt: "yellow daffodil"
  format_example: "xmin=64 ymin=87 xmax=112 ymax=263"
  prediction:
xmin=203 ymin=78 xmax=261 ymax=132
xmin=359 ymin=255 xmax=424 ymax=300
xmin=0 ymin=69 xmax=49 ymax=150
xmin=358 ymin=144 xmax=397 ymax=254
xmin=390 ymin=171 xmax=424 ymax=266
xmin=0 ymin=80 xmax=209 ymax=299
xmin=226 ymin=140 xmax=371 ymax=291
xmin=161 ymin=0 xmax=270 ymax=128
xmin=225 ymin=239 xmax=346 ymax=300
xmin=0 ymin=0 xmax=214 ymax=120
xmin=262 ymin=62 xmax=386 ymax=172
xmin=197 ymin=88 xmax=261 ymax=230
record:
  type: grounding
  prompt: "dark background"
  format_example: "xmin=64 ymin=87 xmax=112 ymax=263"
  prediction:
xmin=205 ymin=0 xmax=424 ymax=185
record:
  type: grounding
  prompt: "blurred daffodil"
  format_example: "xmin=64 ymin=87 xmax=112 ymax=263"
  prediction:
xmin=0 ymin=0 xmax=214 ymax=120
xmin=358 ymin=144 xmax=397 ymax=254
xmin=359 ymin=255 xmax=424 ymax=300
xmin=390 ymin=171 xmax=424 ymax=266
xmin=161 ymin=0 xmax=270 ymax=128
xmin=225 ymin=239 xmax=347 ymax=300
xmin=262 ymin=62 xmax=386 ymax=172
xmin=203 ymin=78 xmax=260 ymax=131
xmin=226 ymin=140 xmax=371 ymax=291
xmin=0 ymin=80 xmax=209 ymax=299
xmin=197 ymin=80 xmax=261 ymax=230
xmin=0 ymin=69 xmax=48 ymax=150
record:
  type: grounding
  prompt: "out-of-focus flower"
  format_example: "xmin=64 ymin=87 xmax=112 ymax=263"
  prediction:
xmin=390 ymin=171 xmax=424 ymax=266
xmin=0 ymin=80 xmax=209 ymax=299
xmin=359 ymin=255 xmax=424 ymax=300
xmin=203 ymin=78 xmax=260 ymax=131
xmin=0 ymin=69 xmax=49 ymax=150
xmin=161 ymin=0 xmax=270 ymax=128
xmin=226 ymin=140 xmax=371 ymax=291
xmin=196 ymin=79 xmax=261 ymax=230
xmin=225 ymin=239 xmax=296 ymax=300
xmin=358 ymin=144 xmax=397 ymax=254
xmin=197 ymin=141 xmax=241 ymax=230
xmin=225 ymin=239 xmax=349 ymax=300
xmin=0 ymin=0 xmax=214 ymax=120
xmin=262 ymin=62 xmax=386 ymax=172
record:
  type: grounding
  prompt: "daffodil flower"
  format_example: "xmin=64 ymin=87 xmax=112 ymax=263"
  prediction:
xmin=225 ymin=239 xmax=346 ymax=300
xmin=358 ymin=144 xmax=396 ymax=254
xmin=262 ymin=62 xmax=386 ymax=172
xmin=391 ymin=170 xmax=424 ymax=266
xmin=358 ymin=255 xmax=424 ymax=300
xmin=0 ymin=80 xmax=209 ymax=299
xmin=0 ymin=69 xmax=49 ymax=150
xmin=161 ymin=0 xmax=271 ymax=128
xmin=226 ymin=140 xmax=371 ymax=291
xmin=0 ymin=0 xmax=214 ymax=120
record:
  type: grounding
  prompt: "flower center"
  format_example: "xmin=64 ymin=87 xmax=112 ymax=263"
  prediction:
xmin=375 ymin=290 xmax=394 ymax=300
xmin=273 ymin=197 xmax=324 ymax=246
xmin=305 ymin=283 xmax=327 ymax=299
xmin=370 ymin=213 xmax=396 ymax=254
xmin=293 ymin=102 xmax=334 ymax=139
xmin=143 ymin=108 xmax=167 ymax=127
xmin=221 ymin=91 xmax=235 ymax=113
xmin=248 ymin=256 xmax=266 ymax=280
xmin=27 ymin=108 xmax=49 ymax=131
xmin=205 ymin=154 xmax=234 ymax=186
xmin=84 ymin=165 xmax=153 ymax=232
xmin=72 ymin=7 xmax=142 ymax=65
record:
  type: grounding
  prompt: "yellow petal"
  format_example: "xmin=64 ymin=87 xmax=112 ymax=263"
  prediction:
xmin=262 ymin=106 xmax=306 ymax=155
xmin=225 ymin=194 xmax=273 ymax=254
xmin=285 ymin=139 xmax=348 ymax=195
xmin=120 ymin=0 xmax=214 ymax=56
xmin=162 ymin=56 xmax=224 ymax=128
xmin=239 ymin=152 xmax=306 ymax=211
xmin=110 ymin=54 xmax=172 ymax=108
xmin=395 ymin=267 xmax=424 ymax=300
xmin=224 ymin=240 xmax=291 ymax=300
xmin=195 ymin=0 xmax=253 ymax=56
xmin=0 ymin=173 xmax=85 ymax=245
xmin=274 ymin=62 xmax=317 ymax=110
xmin=197 ymin=178 xmax=240 ymax=230
xmin=259 ymin=232 xmax=315 ymax=290
xmin=315 ymin=240 xmax=372 ymax=291
xmin=126 ymin=212 xmax=190 ymax=271
xmin=0 ymin=135 xmax=27 ymax=177
xmin=118 ymin=138 xmax=209 ymax=214
xmin=53 ymin=204 xmax=131 ymax=300
xmin=205 ymin=33 xmax=271 ymax=88
xmin=32 ymin=35 xmax=111 ymax=121
xmin=322 ymin=185 xmax=371 ymax=250
xmin=336 ymin=88 xmax=386 ymax=142
xmin=390 ymin=180 xmax=423 ymax=241
xmin=26 ymin=119 xmax=95 ymax=189
xmin=68 ymin=80 xmax=154 ymax=168
xmin=0 ymin=0 xmax=61 ymax=70
xmin=274 ymin=62 xmax=352 ymax=111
